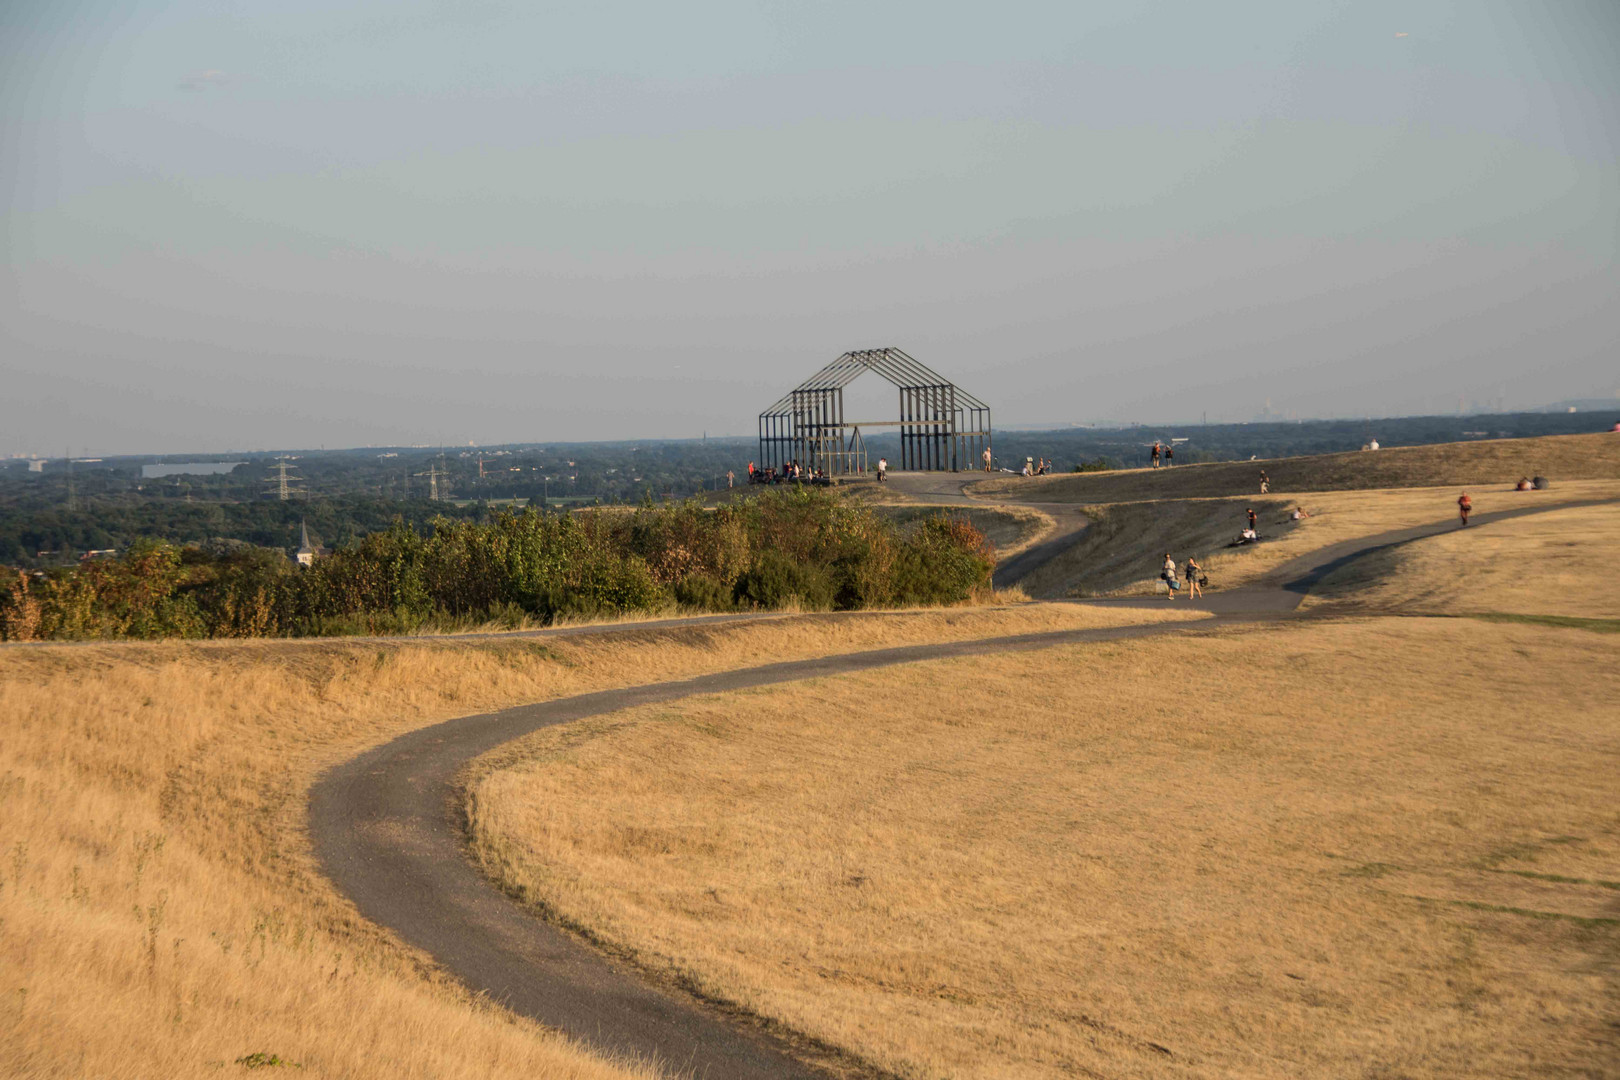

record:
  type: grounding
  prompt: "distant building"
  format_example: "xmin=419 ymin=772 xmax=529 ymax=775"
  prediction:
xmin=296 ymin=521 xmax=317 ymax=567
xmin=27 ymin=459 xmax=45 ymax=473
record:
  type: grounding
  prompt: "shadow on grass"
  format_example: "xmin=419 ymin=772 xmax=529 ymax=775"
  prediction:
xmin=1466 ymin=612 xmax=1620 ymax=634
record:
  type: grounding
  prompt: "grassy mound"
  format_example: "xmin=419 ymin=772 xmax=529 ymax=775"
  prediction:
xmin=970 ymin=432 xmax=1620 ymax=504
xmin=0 ymin=604 xmax=1197 ymax=1079
xmin=468 ymin=619 xmax=1620 ymax=1080
xmin=1306 ymin=501 xmax=1620 ymax=618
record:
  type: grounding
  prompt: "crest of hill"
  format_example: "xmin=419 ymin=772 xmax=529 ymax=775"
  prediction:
xmin=970 ymin=432 xmax=1620 ymax=503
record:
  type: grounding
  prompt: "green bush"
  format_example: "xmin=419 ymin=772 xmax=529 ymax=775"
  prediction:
xmin=673 ymin=574 xmax=735 ymax=612
xmin=0 ymin=489 xmax=995 ymax=640
xmin=735 ymin=549 xmax=837 ymax=611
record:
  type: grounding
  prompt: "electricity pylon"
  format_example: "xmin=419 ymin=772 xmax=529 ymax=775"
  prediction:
xmin=265 ymin=460 xmax=301 ymax=501
xmin=414 ymin=462 xmax=444 ymax=501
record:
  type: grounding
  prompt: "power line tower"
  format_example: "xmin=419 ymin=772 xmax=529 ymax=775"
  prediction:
xmin=265 ymin=460 xmax=302 ymax=501
xmin=414 ymin=462 xmax=444 ymax=501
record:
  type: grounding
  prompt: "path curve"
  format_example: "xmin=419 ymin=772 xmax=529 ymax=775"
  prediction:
xmin=879 ymin=470 xmax=1091 ymax=591
xmin=307 ymin=498 xmax=1613 ymax=1079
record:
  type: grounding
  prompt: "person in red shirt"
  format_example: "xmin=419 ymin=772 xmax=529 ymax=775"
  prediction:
xmin=1458 ymin=492 xmax=1472 ymax=527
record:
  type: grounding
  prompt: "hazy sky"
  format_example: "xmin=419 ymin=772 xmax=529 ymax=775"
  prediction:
xmin=3 ymin=1 xmax=1618 ymax=454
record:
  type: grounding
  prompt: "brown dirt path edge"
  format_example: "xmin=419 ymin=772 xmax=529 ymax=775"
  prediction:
xmin=305 ymin=498 xmax=1617 ymax=1080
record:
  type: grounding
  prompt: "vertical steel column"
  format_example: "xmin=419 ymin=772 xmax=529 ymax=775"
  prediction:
xmin=904 ymin=386 xmax=915 ymax=470
xmin=834 ymin=387 xmax=845 ymax=474
xmin=927 ymin=384 xmax=940 ymax=470
xmin=901 ymin=387 xmax=910 ymax=470
xmin=926 ymin=388 xmax=939 ymax=472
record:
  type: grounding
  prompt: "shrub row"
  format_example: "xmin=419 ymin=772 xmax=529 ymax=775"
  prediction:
xmin=0 ymin=489 xmax=995 ymax=641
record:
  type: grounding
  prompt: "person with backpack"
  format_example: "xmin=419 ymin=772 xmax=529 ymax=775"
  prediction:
xmin=1184 ymin=555 xmax=1203 ymax=599
xmin=1150 ymin=442 xmax=1161 ymax=468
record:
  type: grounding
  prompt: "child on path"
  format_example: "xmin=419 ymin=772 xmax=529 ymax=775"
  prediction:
xmin=1458 ymin=491 xmax=1472 ymax=526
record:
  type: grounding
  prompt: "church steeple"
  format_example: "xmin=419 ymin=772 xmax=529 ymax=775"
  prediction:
xmin=296 ymin=520 xmax=315 ymax=566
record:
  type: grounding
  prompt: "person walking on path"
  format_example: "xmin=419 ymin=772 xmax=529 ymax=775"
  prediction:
xmin=983 ymin=446 xmax=993 ymax=472
xmin=1458 ymin=491 xmax=1472 ymax=527
xmin=1184 ymin=556 xmax=1203 ymax=599
xmin=877 ymin=457 xmax=888 ymax=484
xmin=1259 ymin=469 xmax=1271 ymax=494
xmin=1151 ymin=441 xmax=1162 ymax=468
xmin=726 ymin=470 xmax=734 ymax=489
xmin=1247 ymin=507 xmax=1258 ymax=533
xmin=1161 ymin=554 xmax=1178 ymax=598
xmin=1165 ymin=443 xmax=1174 ymax=467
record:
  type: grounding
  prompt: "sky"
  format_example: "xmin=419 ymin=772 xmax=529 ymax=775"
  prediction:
xmin=3 ymin=1 xmax=1618 ymax=455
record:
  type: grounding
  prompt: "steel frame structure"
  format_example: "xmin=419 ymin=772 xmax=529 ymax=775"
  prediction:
xmin=758 ymin=348 xmax=991 ymax=475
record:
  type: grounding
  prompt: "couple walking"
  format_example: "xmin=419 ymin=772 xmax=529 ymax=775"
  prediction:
xmin=1161 ymin=553 xmax=1203 ymax=599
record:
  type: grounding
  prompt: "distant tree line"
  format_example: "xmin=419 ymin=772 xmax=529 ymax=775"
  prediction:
xmin=0 ymin=497 xmax=484 ymax=569
xmin=0 ymin=489 xmax=994 ymax=641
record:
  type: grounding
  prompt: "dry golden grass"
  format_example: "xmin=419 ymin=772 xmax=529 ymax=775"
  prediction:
xmin=1025 ymin=480 xmax=1620 ymax=598
xmin=1307 ymin=502 xmax=1620 ymax=619
xmin=969 ymin=431 xmax=1620 ymax=503
xmin=0 ymin=601 xmax=1200 ymax=1079
xmin=469 ymin=618 xmax=1620 ymax=1080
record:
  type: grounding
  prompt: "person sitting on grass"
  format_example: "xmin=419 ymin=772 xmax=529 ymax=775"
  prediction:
xmin=1290 ymin=506 xmax=1310 ymax=520
xmin=1516 ymin=476 xmax=1533 ymax=491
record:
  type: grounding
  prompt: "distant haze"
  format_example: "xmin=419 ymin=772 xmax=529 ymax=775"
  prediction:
xmin=3 ymin=1 xmax=1618 ymax=455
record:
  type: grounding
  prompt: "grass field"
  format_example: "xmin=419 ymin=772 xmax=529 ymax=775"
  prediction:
xmin=0 ymin=601 xmax=1202 ymax=1079
xmin=1306 ymin=501 xmax=1620 ymax=620
xmin=1018 ymin=480 xmax=1620 ymax=598
xmin=969 ymin=431 xmax=1620 ymax=503
xmin=468 ymin=618 xmax=1620 ymax=1080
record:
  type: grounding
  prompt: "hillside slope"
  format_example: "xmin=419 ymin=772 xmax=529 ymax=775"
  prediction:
xmin=970 ymin=432 xmax=1620 ymax=504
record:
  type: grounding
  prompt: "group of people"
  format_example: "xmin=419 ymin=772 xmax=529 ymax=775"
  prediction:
xmin=1149 ymin=441 xmax=1175 ymax=468
xmin=1020 ymin=457 xmax=1052 ymax=477
xmin=1161 ymin=553 xmax=1204 ymax=599
xmin=746 ymin=460 xmax=832 ymax=486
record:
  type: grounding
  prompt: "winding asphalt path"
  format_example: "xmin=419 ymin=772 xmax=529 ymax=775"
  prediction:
xmin=307 ymin=497 xmax=1614 ymax=1079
